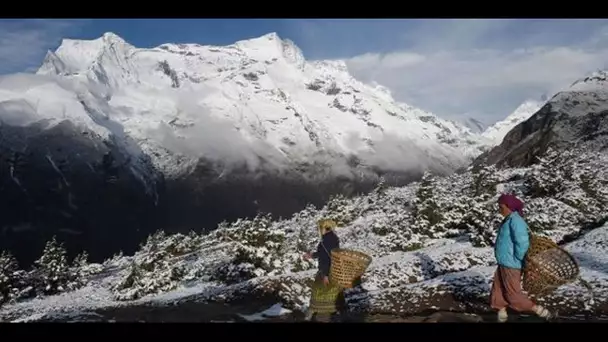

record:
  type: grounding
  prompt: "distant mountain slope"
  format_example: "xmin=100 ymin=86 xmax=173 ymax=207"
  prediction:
xmin=482 ymin=99 xmax=545 ymax=146
xmin=462 ymin=117 xmax=487 ymax=134
xmin=476 ymin=70 xmax=608 ymax=167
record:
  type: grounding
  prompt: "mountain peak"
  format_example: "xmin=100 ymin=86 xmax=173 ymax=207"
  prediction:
xmin=261 ymin=32 xmax=280 ymax=40
xmin=460 ymin=117 xmax=486 ymax=134
xmin=18 ymin=32 xmax=492 ymax=179
xmin=235 ymin=32 xmax=283 ymax=47
xmin=230 ymin=32 xmax=305 ymax=68
xmin=101 ymin=32 xmax=126 ymax=43
xmin=513 ymin=99 xmax=545 ymax=115
xmin=482 ymin=99 xmax=545 ymax=145
xmin=36 ymin=31 xmax=137 ymax=88
xmin=569 ymin=69 xmax=608 ymax=92
xmin=56 ymin=31 xmax=131 ymax=53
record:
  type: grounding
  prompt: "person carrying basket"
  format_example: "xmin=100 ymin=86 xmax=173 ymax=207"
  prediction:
xmin=303 ymin=219 xmax=343 ymax=321
xmin=304 ymin=219 xmax=340 ymax=285
xmin=490 ymin=193 xmax=554 ymax=322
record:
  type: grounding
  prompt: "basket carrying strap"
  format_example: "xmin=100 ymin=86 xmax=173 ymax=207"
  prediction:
xmin=317 ymin=241 xmax=334 ymax=284
xmin=320 ymin=241 xmax=332 ymax=262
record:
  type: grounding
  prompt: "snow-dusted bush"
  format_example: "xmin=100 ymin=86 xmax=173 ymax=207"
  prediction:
xmin=323 ymin=194 xmax=359 ymax=227
xmin=453 ymin=194 xmax=501 ymax=247
xmin=522 ymin=147 xmax=608 ymax=231
xmin=102 ymin=250 xmax=131 ymax=269
xmin=139 ymin=230 xmax=204 ymax=257
xmin=111 ymin=231 xmax=204 ymax=300
xmin=524 ymin=198 xmax=579 ymax=233
xmin=70 ymin=251 xmax=103 ymax=285
xmin=8 ymin=144 xmax=604 ymax=311
xmin=524 ymin=148 xmax=572 ymax=198
xmin=213 ymin=213 xmax=288 ymax=283
xmin=425 ymin=166 xmax=500 ymax=246
xmin=1 ymin=238 xmax=102 ymax=307
xmin=469 ymin=164 xmax=500 ymax=197
xmin=113 ymin=258 xmax=186 ymax=301
xmin=372 ymin=211 xmax=422 ymax=252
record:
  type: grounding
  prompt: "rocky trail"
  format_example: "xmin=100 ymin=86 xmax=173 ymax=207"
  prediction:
xmin=25 ymin=300 xmax=608 ymax=323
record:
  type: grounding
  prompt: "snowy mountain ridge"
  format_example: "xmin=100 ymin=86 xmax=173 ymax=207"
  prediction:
xmin=569 ymin=69 xmax=608 ymax=92
xmin=2 ymin=31 xmax=492 ymax=179
xmin=481 ymin=99 xmax=546 ymax=145
xmin=477 ymin=67 xmax=608 ymax=168
xmin=461 ymin=117 xmax=486 ymax=134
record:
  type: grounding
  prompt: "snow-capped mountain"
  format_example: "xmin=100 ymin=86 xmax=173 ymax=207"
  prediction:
xmin=477 ymin=69 xmax=608 ymax=167
xmin=482 ymin=99 xmax=546 ymax=146
xmin=569 ymin=69 xmax=608 ymax=91
xmin=3 ymin=33 xmax=608 ymax=322
xmin=28 ymin=32 xmax=487 ymax=177
xmin=0 ymin=32 xmax=492 ymax=265
xmin=461 ymin=117 xmax=486 ymax=134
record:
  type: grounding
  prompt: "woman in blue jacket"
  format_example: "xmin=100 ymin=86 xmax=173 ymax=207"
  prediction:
xmin=490 ymin=194 xmax=553 ymax=322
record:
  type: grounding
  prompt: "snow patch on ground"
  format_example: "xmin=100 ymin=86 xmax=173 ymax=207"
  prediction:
xmin=238 ymin=303 xmax=292 ymax=321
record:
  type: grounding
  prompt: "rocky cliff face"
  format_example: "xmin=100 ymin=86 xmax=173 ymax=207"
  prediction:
xmin=475 ymin=70 xmax=608 ymax=167
xmin=0 ymin=120 xmax=163 ymax=266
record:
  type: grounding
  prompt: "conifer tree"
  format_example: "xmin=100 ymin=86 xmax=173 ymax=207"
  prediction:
xmin=412 ymin=172 xmax=443 ymax=234
xmin=0 ymin=250 xmax=20 ymax=305
xmin=32 ymin=236 xmax=71 ymax=295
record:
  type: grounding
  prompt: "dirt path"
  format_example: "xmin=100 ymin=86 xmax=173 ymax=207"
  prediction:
xmin=30 ymin=301 xmax=608 ymax=323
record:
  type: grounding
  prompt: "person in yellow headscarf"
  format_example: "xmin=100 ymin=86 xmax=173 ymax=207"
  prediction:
xmin=304 ymin=219 xmax=340 ymax=286
xmin=303 ymin=219 xmax=343 ymax=321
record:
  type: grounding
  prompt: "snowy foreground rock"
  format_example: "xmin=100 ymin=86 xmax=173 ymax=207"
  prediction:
xmin=1 ymin=145 xmax=607 ymax=322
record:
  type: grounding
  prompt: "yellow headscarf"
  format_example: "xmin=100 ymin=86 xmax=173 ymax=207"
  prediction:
xmin=317 ymin=219 xmax=337 ymax=237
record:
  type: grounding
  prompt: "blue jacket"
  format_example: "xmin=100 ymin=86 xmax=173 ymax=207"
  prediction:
xmin=312 ymin=231 xmax=340 ymax=277
xmin=494 ymin=212 xmax=530 ymax=269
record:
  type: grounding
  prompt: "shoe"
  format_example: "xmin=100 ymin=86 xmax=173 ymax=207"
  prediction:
xmin=497 ymin=308 xmax=508 ymax=323
xmin=533 ymin=305 xmax=554 ymax=320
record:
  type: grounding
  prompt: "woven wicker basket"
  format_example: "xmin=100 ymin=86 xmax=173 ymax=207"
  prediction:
xmin=522 ymin=233 xmax=580 ymax=295
xmin=309 ymin=279 xmax=343 ymax=314
xmin=329 ymin=248 xmax=373 ymax=289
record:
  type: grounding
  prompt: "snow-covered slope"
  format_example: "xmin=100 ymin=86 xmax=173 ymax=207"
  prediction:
xmin=569 ymin=69 xmax=608 ymax=92
xmin=1 ymin=144 xmax=607 ymax=322
xmin=482 ymin=99 xmax=545 ymax=146
xmin=477 ymin=69 xmax=608 ymax=167
xmin=2 ymin=32 xmax=489 ymax=178
xmin=461 ymin=117 xmax=486 ymax=134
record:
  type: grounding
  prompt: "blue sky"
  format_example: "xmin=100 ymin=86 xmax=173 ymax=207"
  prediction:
xmin=2 ymin=18 xmax=608 ymax=124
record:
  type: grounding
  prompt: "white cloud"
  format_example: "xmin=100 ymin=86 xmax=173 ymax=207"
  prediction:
xmin=0 ymin=19 xmax=87 ymax=75
xmin=331 ymin=20 xmax=608 ymax=125
xmin=349 ymin=51 xmax=425 ymax=70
